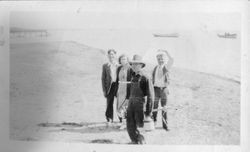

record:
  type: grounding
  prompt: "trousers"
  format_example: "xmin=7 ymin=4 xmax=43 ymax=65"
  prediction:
xmin=126 ymin=98 xmax=145 ymax=144
xmin=152 ymin=87 xmax=168 ymax=129
xmin=105 ymin=83 xmax=116 ymax=122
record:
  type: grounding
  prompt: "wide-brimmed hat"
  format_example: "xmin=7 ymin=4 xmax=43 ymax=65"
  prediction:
xmin=129 ymin=54 xmax=146 ymax=68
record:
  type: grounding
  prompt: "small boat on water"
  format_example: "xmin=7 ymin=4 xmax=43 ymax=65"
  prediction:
xmin=153 ymin=33 xmax=179 ymax=38
xmin=217 ymin=32 xmax=237 ymax=39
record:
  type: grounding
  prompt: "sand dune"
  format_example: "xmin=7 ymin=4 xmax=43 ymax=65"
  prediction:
xmin=10 ymin=41 xmax=240 ymax=144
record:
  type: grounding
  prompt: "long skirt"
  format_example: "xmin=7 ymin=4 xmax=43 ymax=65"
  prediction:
xmin=116 ymin=83 xmax=128 ymax=119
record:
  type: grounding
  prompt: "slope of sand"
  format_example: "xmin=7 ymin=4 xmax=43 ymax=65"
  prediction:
xmin=10 ymin=41 xmax=240 ymax=144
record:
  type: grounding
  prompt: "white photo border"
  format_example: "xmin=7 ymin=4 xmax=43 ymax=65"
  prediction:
xmin=0 ymin=1 xmax=249 ymax=152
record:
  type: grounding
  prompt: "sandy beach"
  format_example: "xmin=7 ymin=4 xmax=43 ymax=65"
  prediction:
xmin=10 ymin=39 xmax=240 ymax=145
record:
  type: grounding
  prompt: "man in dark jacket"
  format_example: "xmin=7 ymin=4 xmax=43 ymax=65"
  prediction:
xmin=126 ymin=54 xmax=154 ymax=144
xmin=101 ymin=49 xmax=119 ymax=125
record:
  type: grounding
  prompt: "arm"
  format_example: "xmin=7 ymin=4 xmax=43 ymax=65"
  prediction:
xmin=101 ymin=64 xmax=107 ymax=97
xmin=160 ymin=50 xmax=174 ymax=70
xmin=115 ymin=66 xmax=121 ymax=97
xmin=145 ymin=78 xmax=155 ymax=116
xmin=116 ymin=66 xmax=120 ymax=85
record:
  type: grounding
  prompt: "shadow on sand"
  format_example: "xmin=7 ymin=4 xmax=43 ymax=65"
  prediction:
xmin=38 ymin=122 xmax=125 ymax=134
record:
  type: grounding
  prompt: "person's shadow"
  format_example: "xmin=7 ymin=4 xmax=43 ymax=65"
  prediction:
xmin=38 ymin=121 xmax=125 ymax=134
xmin=37 ymin=121 xmax=128 ymax=144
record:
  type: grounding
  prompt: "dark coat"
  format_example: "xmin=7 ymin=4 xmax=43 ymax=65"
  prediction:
xmin=101 ymin=63 xmax=118 ymax=97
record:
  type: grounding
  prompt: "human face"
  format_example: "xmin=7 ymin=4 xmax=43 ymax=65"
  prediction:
xmin=156 ymin=54 xmax=166 ymax=65
xmin=108 ymin=51 xmax=116 ymax=63
xmin=120 ymin=56 xmax=128 ymax=66
xmin=132 ymin=63 xmax=143 ymax=73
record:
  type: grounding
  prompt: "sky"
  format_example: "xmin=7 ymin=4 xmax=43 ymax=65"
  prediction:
xmin=10 ymin=12 xmax=241 ymax=31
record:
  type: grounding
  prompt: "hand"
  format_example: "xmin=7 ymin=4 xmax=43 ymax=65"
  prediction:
xmin=104 ymin=93 xmax=107 ymax=98
xmin=162 ymin=106 xmax=168 ymax=112
xmin=158 ymin=49 xmax=168 ymax=53
xmin=144 ymin=111 xmax=152 ymax=117
xmin=144 ymin=115 xmax=152 ymax=121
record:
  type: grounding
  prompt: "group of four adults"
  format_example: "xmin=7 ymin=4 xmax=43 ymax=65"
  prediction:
xmin=101 ymin=49 xmax=174 ymax=144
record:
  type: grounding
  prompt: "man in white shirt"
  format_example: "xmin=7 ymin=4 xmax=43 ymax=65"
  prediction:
xmin=101 ymin=49 xmax=118 ymax=124
xmin=152 ymin=50 xmax=174 ymax=131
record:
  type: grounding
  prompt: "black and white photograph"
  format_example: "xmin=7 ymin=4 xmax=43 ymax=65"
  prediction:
xmin=1 ymin=1 xmax=249 ymax=152
xmin=9 ymin=11 xmax=241 ymax=144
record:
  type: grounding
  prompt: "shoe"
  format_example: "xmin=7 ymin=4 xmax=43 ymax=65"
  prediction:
xmin=163 ymin=126 xmax=170 ymax=131
xmin=154 ymin=121 xmax=157 ymax=127
xmin=137 ymin=135 xmax=146 ymax=144
xmin=119 ymin=124 xmax=126 ymax=130
xmin=118 ymin=117 xmax=122 ymax=123
xmin=106 ymin=121 xmax=112 ymax=127
xmin=128 ymin=141 xmax=137 ymax=144
xmin=118 ymin=122 xmax=122 ymax=127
